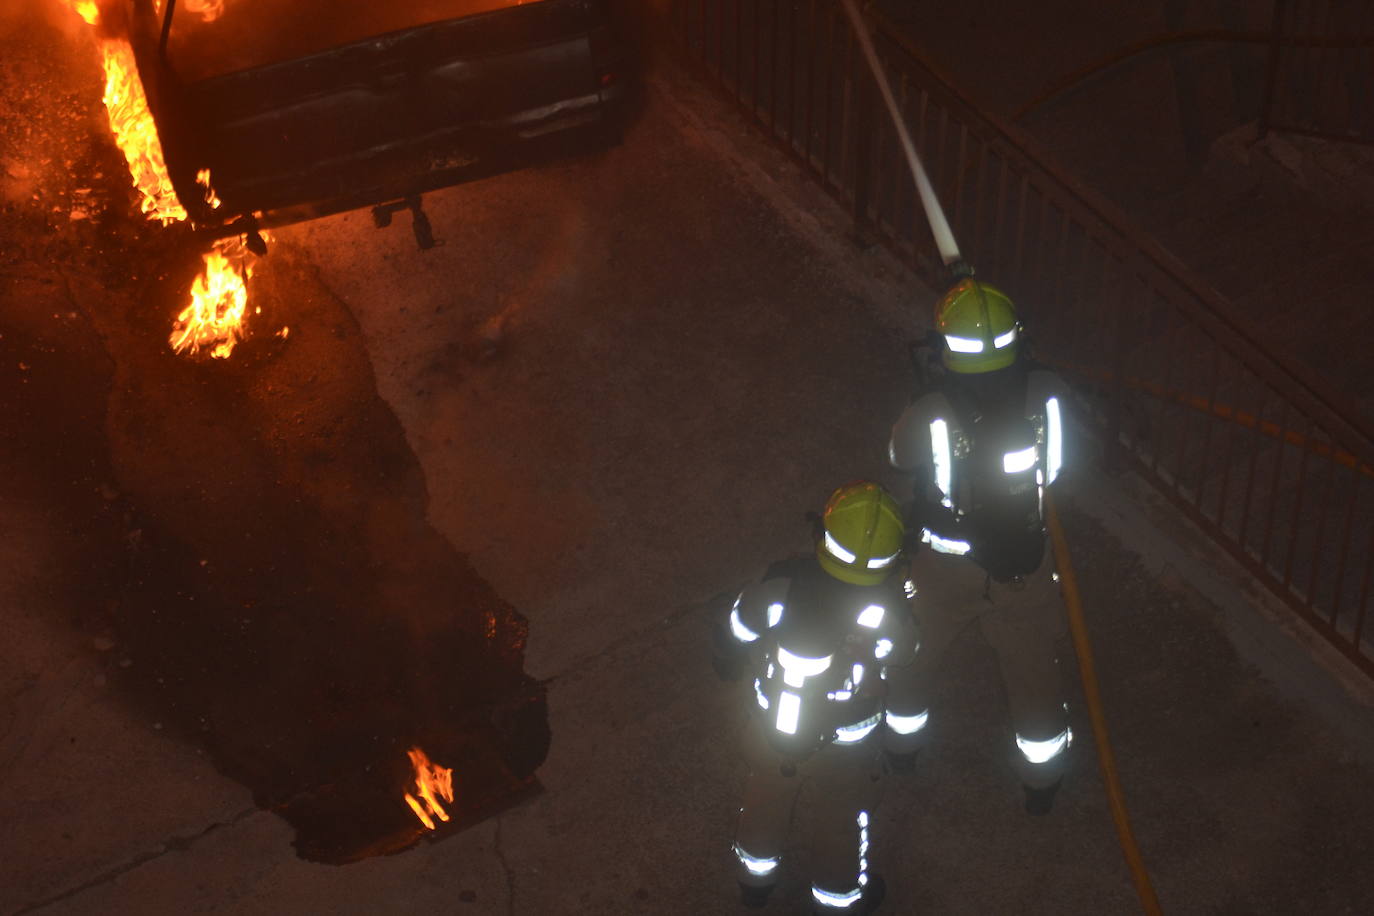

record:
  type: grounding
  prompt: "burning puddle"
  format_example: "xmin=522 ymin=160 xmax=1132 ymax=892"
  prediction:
xmin=3 ymin=249 xmax=548 ymax=863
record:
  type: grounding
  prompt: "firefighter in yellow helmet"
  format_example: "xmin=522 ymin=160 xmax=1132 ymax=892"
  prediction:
xmin=885 ymin=278 xmax=1072 ymax=814
xmin=713 ymin=482 xmax=919 ymax=914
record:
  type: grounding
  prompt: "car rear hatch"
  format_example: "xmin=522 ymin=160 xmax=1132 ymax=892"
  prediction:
xmin=157 ymin=0 xmax=614 ymax=230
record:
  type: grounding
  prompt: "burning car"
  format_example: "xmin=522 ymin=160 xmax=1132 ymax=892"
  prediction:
xmin=117 ymin=0 xmax=626 ymax=238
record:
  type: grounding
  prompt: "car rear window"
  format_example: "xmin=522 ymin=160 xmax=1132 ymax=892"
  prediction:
xmin=164 ymin=0 xmax=544 ymax=82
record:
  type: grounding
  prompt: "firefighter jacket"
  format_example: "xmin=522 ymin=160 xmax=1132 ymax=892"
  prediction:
xmin=889 ymin=365 xmax=1066 ymax=581
xmin=715 ymin=556 xmax=919 ymax=761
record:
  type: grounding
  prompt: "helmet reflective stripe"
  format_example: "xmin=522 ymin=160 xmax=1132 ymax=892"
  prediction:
xmin=875 ymin=638 xmax=893 ymax=659
xmin=1003 ymin=445 xmax=1037 ymax=474
xmin=734 ymin=842 xmax=780 ymax=877
xmin=885 ymin=708 xmax=929 ymax=735
xmin=921 ymin=528 xmax=971 ymax=555
xmin=993 ymin=327 xmax=1017 ymax=349
xmin=856 ymin=604 xmax=885 ymax=628
xmin=729 ymin=607 xmax=760 ymax=642
xmin=767 ymin=602 xmax=784 ymax=627
xmin=775 ymin=690 xmax=802 ymax=734
xmin=1016 ymin=727 xmax=1072 ymax=764
xmin=834 ymin=712 xmax=881 ymax=744
xmin=812 ymin=886 xmax=864 ymax=909
xmin=824 ymin=530 xmax=857 ymax=563
xmin=754 ymin=678 xmax=769 ymax=710
xmin=851 ymin=663 xmax=865 ymax=686
xmin=945 ymin=334 xmax=984 ymax=353
xmin=865 ymin=549 xmax=899 ymax=569
xmin=929 ymin=419 xmax=953 ymax=508
xmin=1046 ymin=397 xmax=1063 ymax=484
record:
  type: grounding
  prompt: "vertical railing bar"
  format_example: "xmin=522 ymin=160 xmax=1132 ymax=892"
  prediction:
xmin=1328 ymin=469 xmax=1359 ymax=624
xmin=1213 ymin=361 xmax=1240 ymax=534
xmin=1311 ymin=0 xmax=1339 ymax=130
xmin=1259 ymin=0 xmax=1288 ymax=137
xmin=934 ymin=103 xmax=949 ymax=230
xmin=912 ymin=87 xmax=932 ymax=273
xmin=989 ymin=152 xmax=1009 ymax=278
xmin=1305 ymin=428 xmax=1337 ymax=607
xmin=719 ymin=0 xmax=730 ymax=78
xmin=1295 ymin=0 xmax=1324 ymax=127
xmin=890 ymin=71 xmax=912 ymax=240
xmin=1193 ymin=340 xmax=1223 ymax=514
xmin=787 ymin=0 xmax=798 ymax=148
xmin=804 ymin=0 xmax=817 ymax=171
xmin=1283 ymin=416 xmax=1314 ymax=590
xmin=1102 ymin=254 xmax=1129 ymax=467
xmin=768 ymin=0 xmax=779 ymax=135
xmin=751 ymin=0 xmax=760 ymax=119
xmin=1046 ymin=212 xmax=1075 ymax=351
xmin=734 ymin=0 xmax=743 ymax=98
xmin=822 ymin=3 xmax=836 ymax=186
xmin=1026 ymin=189 xmax=1051 ymax=313
xmin=1237 ymin=389 xmax=1267 ymax=556
xmin=1351 ymin=521 xmax=1374 ymax=648
xmin=1259 ymin=400 xmax=1289 ymax=571
xmin=950 ymin=122 xmax=969 ymax=240
xmin=843 ymin=15 xmax=857 ymax=199
xmin=1149 ymin=303 xmax=1181 ymax=478
xmin=968 ymin=141 xmax=989 ymax=264
xmin=1011 ymin=170 xmax=1030 ymax=291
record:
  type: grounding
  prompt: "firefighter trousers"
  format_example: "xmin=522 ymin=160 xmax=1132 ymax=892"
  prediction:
xmin=883 ymin=545 xmax=1070 ymax=788
xmin=733 ymin=720 xmax=883 ymax=903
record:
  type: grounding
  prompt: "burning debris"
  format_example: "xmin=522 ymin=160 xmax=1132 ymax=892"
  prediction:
xmin=60 ymin=0 xmax=261 ymax=358
xmin=169 ymin=234 xmax=263 ymax=359
xmin=403 ymin=747 xmax=455 ymax=831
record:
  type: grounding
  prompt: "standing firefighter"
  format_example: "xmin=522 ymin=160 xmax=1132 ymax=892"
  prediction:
xmin=714 ymin=482 xmax=919 ymax=914
xmin=885 ymin=278 xmax=1072 ymax=814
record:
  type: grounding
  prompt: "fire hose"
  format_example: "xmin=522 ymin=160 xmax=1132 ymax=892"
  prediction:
xmin=1045 ymin=490 xmax=1163 ymax=915
xmin=836 ymin=0 xmax=1161 ymax=910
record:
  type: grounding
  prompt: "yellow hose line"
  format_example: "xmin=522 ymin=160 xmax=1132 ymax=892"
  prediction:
xmin=1045 ymin=490 xmax=1163 ymax=915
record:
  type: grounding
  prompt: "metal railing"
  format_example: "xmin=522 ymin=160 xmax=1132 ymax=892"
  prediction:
xmin=1261 ymin=0 xmax=1374 ymax=144
xmin=669 ymin=0 xmax=1374 ymax=678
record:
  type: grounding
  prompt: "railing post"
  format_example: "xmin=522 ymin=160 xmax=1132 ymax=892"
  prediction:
xmin=1258 ymin=0 xmax=1289 ymax=140
xmin=1104 ymin=258 xmax=1132 ymax=474
xmin=852 ymin=54 xmax=875 ymax=242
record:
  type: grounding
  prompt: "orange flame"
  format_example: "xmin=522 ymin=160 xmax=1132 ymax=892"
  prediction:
xmin=170 ymin=235 xmax=263 ymax=359
xmin=66 ymin=0 xmax=99 ymax=25
xmin=99 ymin=39 xmax=187 ymax=224
xmin=403 ymin=747 xmax=455 ymax=831
xmin=153 ymin=0 xmax=224 ymax=22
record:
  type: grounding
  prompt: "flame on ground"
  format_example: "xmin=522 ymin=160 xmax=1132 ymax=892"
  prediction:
xmin=170 ymin=236 xmax=263 ymax=359
xmin=403 ymin=747 xmax=455 ymax=831
xmin=59 ymin=0 xmax=271 ymax=360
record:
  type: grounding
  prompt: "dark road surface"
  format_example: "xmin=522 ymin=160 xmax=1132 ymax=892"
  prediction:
xmin=4 ymin=3 xmax=1374 ymax=914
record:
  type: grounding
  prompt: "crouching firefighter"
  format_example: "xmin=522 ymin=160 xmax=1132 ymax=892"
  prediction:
xmin=886 ymin=277 xmax=1072 ymax=814
xmin=713 ymin=482 xmax=919 ymax=914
